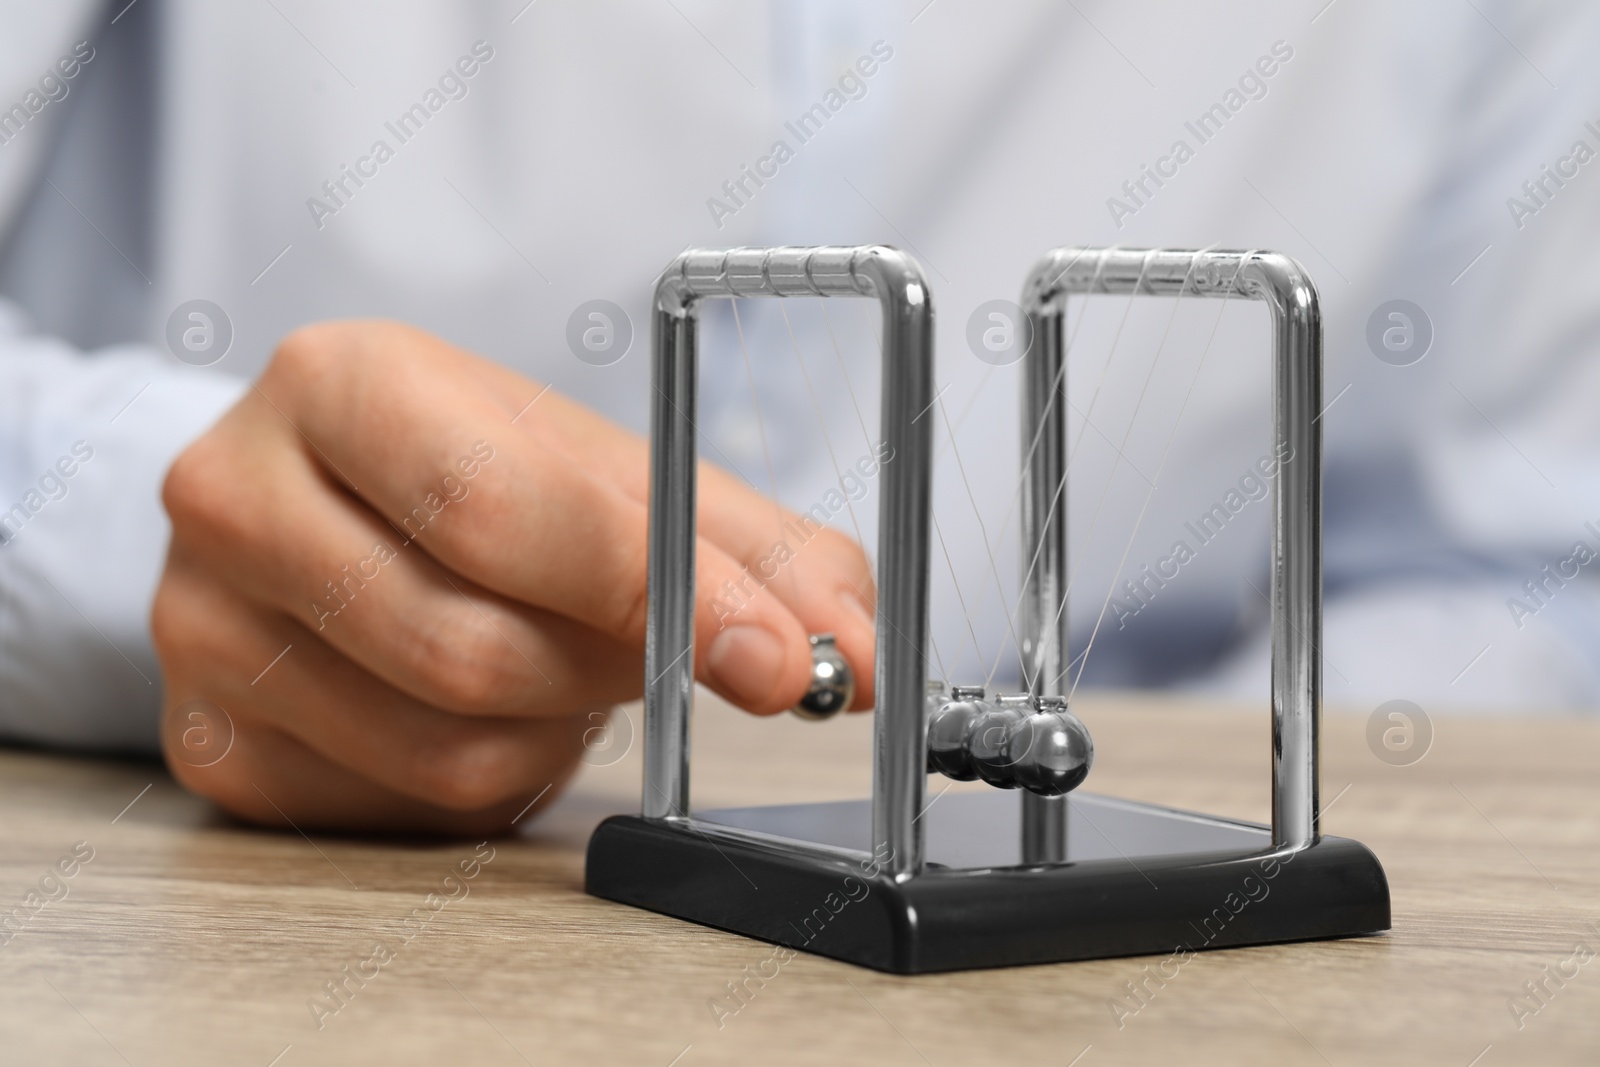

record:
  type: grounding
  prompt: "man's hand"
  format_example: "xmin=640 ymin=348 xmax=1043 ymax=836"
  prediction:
xmin=152 ymin=321 xmax=877 ymax=834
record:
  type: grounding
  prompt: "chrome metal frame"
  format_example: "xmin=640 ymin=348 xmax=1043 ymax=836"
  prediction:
xmin=1019 ymin=247 xmax=1323 ymax=851
xmin=644 ymin=245 xmax=934 ymax=878
xmin=594 ymin=244 xmax=1383 ymax=974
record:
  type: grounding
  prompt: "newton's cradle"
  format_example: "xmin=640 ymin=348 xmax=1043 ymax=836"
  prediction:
xmin=586 ymin=245 xmax=1390 ymax=974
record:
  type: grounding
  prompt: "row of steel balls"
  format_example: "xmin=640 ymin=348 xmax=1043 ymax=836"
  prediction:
xmin=925 ymin=684 xmax=1095 ymax=796
xmin=792 ymin=636 xmax=1094 ymax=798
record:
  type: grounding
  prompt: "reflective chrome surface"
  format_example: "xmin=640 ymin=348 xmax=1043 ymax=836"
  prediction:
xmin=792 ymin=633 xmax=853 ymax=720
xmin=927 ymin=690 xmax=1093 ymax=797
xmin=1019 ymin=248 xmax=1074 ymax=863
xmin=926 ymin=685 xmax=988 ymax=780
xmin=966 ymin=694 xmax=1029 ymax=789
xmin=1021 ymin=247 xmax=1323 ymax=850
xmin=697 ymin=789 xmax=1271 ymax=871
xmin=642 ymin=244 xmax=1319 ymax=885
xmin=645 ymin=246 xmax=934 ymax=878
xmin=1006 ymin=696 xmax=1094 ymax=797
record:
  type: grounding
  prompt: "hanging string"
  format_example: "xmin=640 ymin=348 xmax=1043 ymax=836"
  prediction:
xmin=780 ymin=301 xmax=870 ymax=562
xmin=729 ymin=299 xmax=791 ymax=527
xmin=958 ymin=250 xmax=1136 ymax=686
xmin=934 ymin=391 xmax=1029 ymax=680
xmin=824 ymin=299 xmax=951 ymax=683
xmin=975 ymin=253 xmax=1114 ymax=685
xmin=1066 ymin=250 xmax=1246 ymax=699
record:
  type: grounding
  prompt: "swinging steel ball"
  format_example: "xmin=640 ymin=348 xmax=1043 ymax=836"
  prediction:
xmin=966 ymin=694 xmax=1032 ymax=788
xmin=791 ymin=634 xmax=854 ymax=720
xmin=927 ymin=686 xmax=990 ymax=780
xmin=1005 ymin=696 xmax=1094 ymax=796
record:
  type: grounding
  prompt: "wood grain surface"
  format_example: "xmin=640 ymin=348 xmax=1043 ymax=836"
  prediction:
xmin=2 ymin=693 xmax=1597 ymax=1066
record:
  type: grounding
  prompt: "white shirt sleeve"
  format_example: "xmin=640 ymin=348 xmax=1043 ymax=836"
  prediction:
xmin=0 ymin=299 xmax=246 ymax=753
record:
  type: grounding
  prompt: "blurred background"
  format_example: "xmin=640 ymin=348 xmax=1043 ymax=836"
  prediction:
xmin=4 ymin=0 xmax=1600 ymax=754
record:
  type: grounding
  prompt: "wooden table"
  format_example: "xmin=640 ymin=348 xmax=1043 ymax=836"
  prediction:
xmin=2 ymin=694 xmax=1597 ymax=1066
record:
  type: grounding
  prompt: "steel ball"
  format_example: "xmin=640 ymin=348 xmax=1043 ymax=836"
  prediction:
xmin=926 ymin=685 xmax=989 ymax=780
xmin=791 ymin=634 xmax=854 ymax=720
xmin=965 ymin=695 xmax=1032 ymax=788
xmin=1006 ymin=704 xmax=1094 ymax=797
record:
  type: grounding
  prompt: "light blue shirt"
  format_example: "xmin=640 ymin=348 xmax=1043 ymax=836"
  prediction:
xmin=4 ymin=0 xmax=1600 ymax=754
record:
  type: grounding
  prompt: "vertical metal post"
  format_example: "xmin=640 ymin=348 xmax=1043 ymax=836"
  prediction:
xmin=1263 ymin=257 xmax=1323 ymax=850
xmin=864 ymin=252 xmax=935 ymax=879
xmin=1018 ymin=303 xmax=1069 ymax=864
xmin=1019 ymin=247 xmax=1322 ymax=852
xmin=641 ymin=297 xmax=699 ymax=820
xmin=641 ymin=247 xmax=935 ymax=877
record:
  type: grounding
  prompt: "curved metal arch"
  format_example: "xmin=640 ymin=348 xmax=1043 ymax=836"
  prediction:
xmin=644 ymin=245 xmax=935 ymax=878
xmin=1019 ymin=247 xmax=1323 ymax=850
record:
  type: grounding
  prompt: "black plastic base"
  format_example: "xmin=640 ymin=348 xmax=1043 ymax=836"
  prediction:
xmin=585 ymin=791 xmax=1390 ymax=974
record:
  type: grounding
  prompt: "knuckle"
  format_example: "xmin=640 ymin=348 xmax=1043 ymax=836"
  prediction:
xmin=171 ymin=763 xmax=275 ymax=827
xmin=602 ymin=532 xmax=652 ymax=639
xmin=161 ymin=431 xmax=259 ymax=555
xmin=813 ymin=525 xmax=871 ymax=572
xmin=149 ymin=565 xmax=218 ymax=667
xmin=409 ymin=615 xmax=529 ymax=715
xmin=413 ymin=505 xmax=489 ymax=568
xmin=271 ymin=321 xmax=349 ymax=379
xmin=163 ymin=754 xmax=212 ymax=803
xmin=266 ymin=321 xmax=378 ymax=400
xmin=421 ymin=733 xmax=525 ymax=812
xmin=161 ymin=434 xmax=224 ymax=530
xmin=148 ymin=577 xmax=187 ymax=664
xmin=611 ymin=575 xmax=651 ymax=644
xmin=272 ymin=320 xmax=425 ymax=383
xmin=158 ymin=713 xmax=241 ymax=802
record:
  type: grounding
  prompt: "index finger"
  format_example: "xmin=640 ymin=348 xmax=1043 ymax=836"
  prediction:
xmin=473 ymin=355 xmax=882 ymax=708
xmin=261 ymin=322 xmax=820 ymax=713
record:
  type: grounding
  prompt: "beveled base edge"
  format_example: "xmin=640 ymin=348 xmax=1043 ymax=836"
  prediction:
xmin=584 ymin=798 xmax=1391 ymax=974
